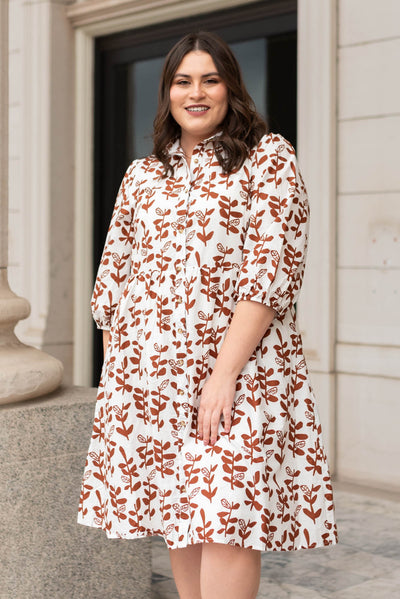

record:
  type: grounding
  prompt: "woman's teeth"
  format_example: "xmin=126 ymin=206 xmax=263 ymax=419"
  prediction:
xmin=186 ymin=107 xmax=209 ymax=112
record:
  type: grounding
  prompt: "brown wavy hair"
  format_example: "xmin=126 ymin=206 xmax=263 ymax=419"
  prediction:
xmin=152 ymin=31 xmax=268 ymax=176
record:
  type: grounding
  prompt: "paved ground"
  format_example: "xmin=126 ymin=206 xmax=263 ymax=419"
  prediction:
xmin=151 ymin=483 xmax=400 ymax=598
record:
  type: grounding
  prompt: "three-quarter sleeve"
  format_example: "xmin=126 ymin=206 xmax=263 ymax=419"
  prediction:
xmin=234 ymin=134 xmax=310 ymax=318
xmin=91 ymin=160 xmax=138 ymax=330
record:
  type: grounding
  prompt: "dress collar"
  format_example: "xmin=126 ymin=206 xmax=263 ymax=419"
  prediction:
xmin=167 ymin=131 xmax=222 ymax=157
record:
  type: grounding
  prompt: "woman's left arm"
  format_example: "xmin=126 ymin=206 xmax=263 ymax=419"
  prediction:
xmin=197 ymin=299 xmax=276 ymax=445
xmin=197 ymin=134 xmax=310 ymax=446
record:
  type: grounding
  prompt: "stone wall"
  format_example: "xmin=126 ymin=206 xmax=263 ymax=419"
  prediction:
xmin=0 ymin=387 xmax=152 ymax=599
xmin=336 ymin=0 xmax=400 ymax=490
xmin=8 ymin=0 xmax=75 ymax=383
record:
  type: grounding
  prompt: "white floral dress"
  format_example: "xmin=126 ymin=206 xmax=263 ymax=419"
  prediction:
xmin=77 ymin=131 xmax=338 ymax=551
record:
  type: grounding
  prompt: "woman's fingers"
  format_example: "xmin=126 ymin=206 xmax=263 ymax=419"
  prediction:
xmin=197 ymin=404 xmax=204 ymax=439
xmin=197 ymin=403 xmax=219 ymax=445
xmin=210 ymin=411 xmax=221 ymax=445
xmin=223 ymin=406 xmax=232 ymax=433
xmin=198 ymin=405 xmax=232 ymax=445
xmin=201 ymin=410 xmax=212 ymax=445
xmin=197 ymin=375 xmax=236 ymax=445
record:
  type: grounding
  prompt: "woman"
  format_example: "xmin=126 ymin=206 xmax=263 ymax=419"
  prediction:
xmin=78 ymin=31 xmax=338 ymax=599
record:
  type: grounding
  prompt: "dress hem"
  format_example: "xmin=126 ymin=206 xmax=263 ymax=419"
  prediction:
xmin=77 ymin=516 xmax=338 ymax=553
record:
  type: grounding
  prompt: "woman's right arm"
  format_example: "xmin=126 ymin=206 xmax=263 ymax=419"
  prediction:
xmin=91 ymin=160 xmax=138 ymax=331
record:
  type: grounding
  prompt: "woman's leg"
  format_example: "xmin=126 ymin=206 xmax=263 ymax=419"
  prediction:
xmin=168 ymin=543 xmax=203 ymax=599
xmin=200 ymin=543 xmax=261 ymax=599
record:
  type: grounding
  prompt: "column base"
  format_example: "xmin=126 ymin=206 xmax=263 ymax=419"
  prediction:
xmin=0 ymin=342 xmax=63 ymax=404
xmin=0 ymin=271 xmax=63 ymax=404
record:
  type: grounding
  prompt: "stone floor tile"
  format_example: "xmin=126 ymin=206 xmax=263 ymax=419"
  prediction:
xmin=318 ymin=545 xmax=400 ymax=578
xmin=386 ymin=567 xmax=400 ymax=583
xmin=334 ymin=491 xmax=400 ymax=521
xmin=263 ymin=564 xmax=368 ymax=595
xmin=152 ymin=538 xmax=174 ymax=578
xmin=330 ymin=577 xmax=400 ymax=598
xmin=151 ymin=576 xmax=179 ymax=599
xmin=280 ymin=583 xmax=331 ymax=598
xmin=256 ymin=580 xmax=292 ymax=598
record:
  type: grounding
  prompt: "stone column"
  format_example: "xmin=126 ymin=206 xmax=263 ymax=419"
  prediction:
xmin=0 ymin=0 xmax=63 ymax=404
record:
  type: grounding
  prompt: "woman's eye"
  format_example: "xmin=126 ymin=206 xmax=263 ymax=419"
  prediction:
xmin=205 ymin=78 xmax=219 ymax=84
xmin=176 ymin=80 xmax=189 ymax=85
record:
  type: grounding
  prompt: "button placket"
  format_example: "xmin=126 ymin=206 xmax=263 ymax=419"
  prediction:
xmin=173 ymin=162 xmax=190 ymax=430
xmin=173 ymin=144 xmax=207 ymax=545
xmin=173 ymin=162 xmax=193 ymax=545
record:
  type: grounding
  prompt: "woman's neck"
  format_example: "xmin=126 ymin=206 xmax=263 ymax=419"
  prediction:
xmin=179 ymin=130 xmax=213 ymax=160
xmin=179 ymin=136 xmax=198 ymax=161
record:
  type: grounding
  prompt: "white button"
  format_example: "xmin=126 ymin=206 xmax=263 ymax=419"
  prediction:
xmin=178 ymin=389 xmax=184 ymax=395
xmin=176 ymin=266 xmax=182 ymax=273
xmin=194 ymin=158 xmax=198 ymax=164
xmin=176 ymin=297 xmax=182 ymax=304
xmin=179 ymin=420 xmax=186 ymax=426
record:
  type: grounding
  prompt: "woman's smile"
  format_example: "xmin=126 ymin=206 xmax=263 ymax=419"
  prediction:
xmin=185 ymin=104 xmax=210 ymax=114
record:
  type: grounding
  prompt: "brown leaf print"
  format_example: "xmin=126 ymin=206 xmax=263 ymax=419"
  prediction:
xmin=78 ymin=132 xmax=337 ymax=551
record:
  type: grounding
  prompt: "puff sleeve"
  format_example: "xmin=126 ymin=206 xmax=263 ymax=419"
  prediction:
xmin=234 ymin=134 xmax=310 ymax=317
xmin=90 ymin=160 xmax=139 ymax=330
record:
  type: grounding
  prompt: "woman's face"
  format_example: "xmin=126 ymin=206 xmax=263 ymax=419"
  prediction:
xmin=169 ymin=50 xmax=228 ymax=146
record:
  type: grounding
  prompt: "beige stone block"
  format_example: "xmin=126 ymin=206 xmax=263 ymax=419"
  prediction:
xmin=9 ymin=102 xmax=22 ymax=158
xmin=338 ymin=116 xmax=400 ymax=194
xmin=7 ymin=264 xmax=24 ymax=300
xmin=9 ymin=0 xmax=24 ymax=51
xmin=339 ymin=39 xmax=400 ymax=120
xmin=1 ymin=452 xmax=152 ymax=599
xmin=339 ymin=0 xmax=400 ymax=46
xmin=8 ymin=154 xmax=23 ymax=212
xmin=337 ymin=268 xmax=400 ymax=345
xmin=41 ymin=0 xmax=75 ymax=358
xmin=7 ymin=209 xmax=23 ymax=268
xmin=338 ymin=193 xmax=400 ymax=268
xmin=337 ymin=343 xmax=400 ymax=379
xmin=42 ymin=341 xmax=73 ymax=385
xmin=8 ymin=51 xmax=22 ymax=104
xmin=0 ymin=387 xmax=152 ymax=598
xmin=337 ymin=374 xmax=400 ymax=491
xmin=0 ymin=386 xmax=96 ymax=460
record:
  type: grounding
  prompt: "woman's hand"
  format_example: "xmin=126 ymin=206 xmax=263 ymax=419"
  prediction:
xmin=195 ymin=301 xmax=275 ymax=447
xmin=197 ymin=372 xmax=237 ymax=445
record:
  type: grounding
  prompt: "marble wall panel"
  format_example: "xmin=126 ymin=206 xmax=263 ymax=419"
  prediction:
xmin=337 ymin=374 xmax=400 ymax=491
xmin=337 ymin=343 xmax=400 ymax=380
xmin=339 ymin=38 xmax=400 ymax=120
xmin=337 ymin=268 xmax=399 ymax=345
xmin=338 ymin=193 xmax=400 ymax=269
xmin=338 ymin=116 xmax=400 ymax=194
xmin=339 ymin=0 xmax=400 ymax=46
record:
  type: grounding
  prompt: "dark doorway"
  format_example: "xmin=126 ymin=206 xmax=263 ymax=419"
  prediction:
xmin=92 ymin=1 xmax=297 ymax=384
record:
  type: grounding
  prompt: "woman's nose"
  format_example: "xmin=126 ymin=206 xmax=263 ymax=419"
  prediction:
xmin=189 ymin=82 xmax=205 ymax=99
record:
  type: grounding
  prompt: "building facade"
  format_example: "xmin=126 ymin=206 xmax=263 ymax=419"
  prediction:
xmin=8 ymin=0 xmax=400 ymax=492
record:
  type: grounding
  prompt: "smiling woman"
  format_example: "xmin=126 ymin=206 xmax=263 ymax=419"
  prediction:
xmin=79 ymin=30 xmax=337 ymax=599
